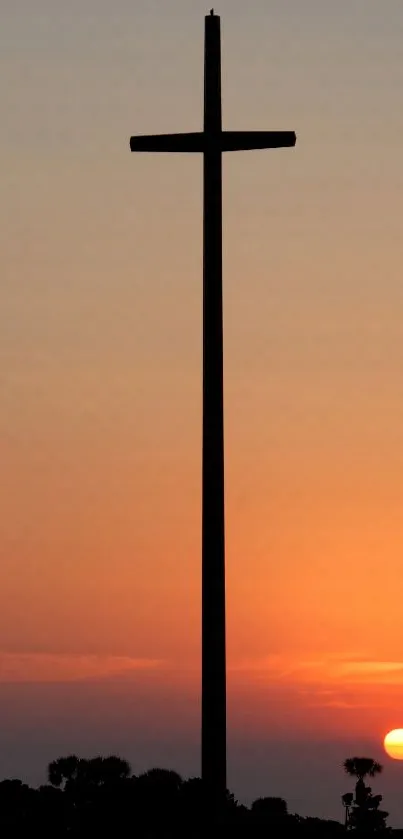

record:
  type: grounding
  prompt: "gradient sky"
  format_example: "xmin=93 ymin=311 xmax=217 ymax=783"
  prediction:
xmin=2 ymin=0 xmax=403 ymax=824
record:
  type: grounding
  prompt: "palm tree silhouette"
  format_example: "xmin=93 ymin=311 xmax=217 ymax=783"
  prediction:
xmin=343 ymin=757 xmax=383 ymax=783
xmin=343 ymin=756 xmax=383 ymax=807
xmin=343 ymin=756 xmax=387 ymax=832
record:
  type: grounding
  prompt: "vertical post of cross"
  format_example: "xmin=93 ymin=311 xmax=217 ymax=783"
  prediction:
xmin=202 ymin=10 xmax=227 ymax=817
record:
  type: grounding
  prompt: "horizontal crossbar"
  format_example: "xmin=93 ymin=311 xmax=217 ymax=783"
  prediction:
xmin=130 ymin=130 xmax=296 ymax=154
xmin=130 ymin=132 xmax=204 ymax=153
xmin=222 ymin=130 xmax=296 ymax=151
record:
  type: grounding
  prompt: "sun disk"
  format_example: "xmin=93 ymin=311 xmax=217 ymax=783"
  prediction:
xmin=384 ymin=729 xmax=403 ymax=760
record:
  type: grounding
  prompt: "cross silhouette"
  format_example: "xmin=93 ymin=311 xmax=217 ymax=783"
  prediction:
xmin=130 ymin=11 xmax=296 ymax=818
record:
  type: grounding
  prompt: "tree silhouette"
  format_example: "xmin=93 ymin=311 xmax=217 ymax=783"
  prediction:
xmin=251 ymin=796 xmax=288 ymax=823
xmin=343 ymin=756 xmax=388 ymax=832
xmin=48 ymin=755 xmax=131 ymax=791
xmin=138 ymin=767 xmax=182 ymax=790
xmin=343 ymin=757 xmax=383 ymax=783
xmin=0 ymin=779 xmax=35 ymax=834
xmin=47 ymin=755 xmax=133 ymax=834
xmin=36 ymin=784 xmax=67 ymax=838
xmin=136 ymin=767 xmax=183 ymax=828
xmin=48 ymin=754 xmax=81 ymax=790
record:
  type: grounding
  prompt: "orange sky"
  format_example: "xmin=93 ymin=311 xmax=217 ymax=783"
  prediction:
xmin=2 ymin=0 xmax=403 ymax=823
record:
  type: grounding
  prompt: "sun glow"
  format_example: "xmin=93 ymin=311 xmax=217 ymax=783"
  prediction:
xmin=384 ymin=729 xmax=403 ymax=760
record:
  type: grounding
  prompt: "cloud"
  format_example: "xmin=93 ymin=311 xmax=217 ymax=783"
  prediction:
xmin=331 ymin=659 xmax=403 ymax=683
xmin=229 ymin=653 xmax=403 ymax=685
xmin=0 ymin=652 xmax=163 ymax=684
xmin=227 ymin=652 xmax=403 ymax=712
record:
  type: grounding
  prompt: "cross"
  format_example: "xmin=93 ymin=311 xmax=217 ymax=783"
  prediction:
xmin=130 ymin=11 xmax=296 ymax=818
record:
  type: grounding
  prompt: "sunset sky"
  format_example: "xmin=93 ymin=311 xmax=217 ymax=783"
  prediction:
xmin=2 ymin=0 xmax=403 ymax=824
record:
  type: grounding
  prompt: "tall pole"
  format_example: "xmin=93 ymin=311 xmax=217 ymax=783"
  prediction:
xmin=129 ymin=8 xmax=296 ymax=822
xmin=202 ymin=12 xmax=226 ymax=812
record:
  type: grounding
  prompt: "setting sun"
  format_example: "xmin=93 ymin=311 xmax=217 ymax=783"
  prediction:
xmin=384 ymin=730 xmax=403 ymax=760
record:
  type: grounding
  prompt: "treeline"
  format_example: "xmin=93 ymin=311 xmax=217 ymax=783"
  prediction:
xmin=0 ymin=753 xmax=391 ymax=836
xmin=0 ymin=754 xmax=342 ymax=837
